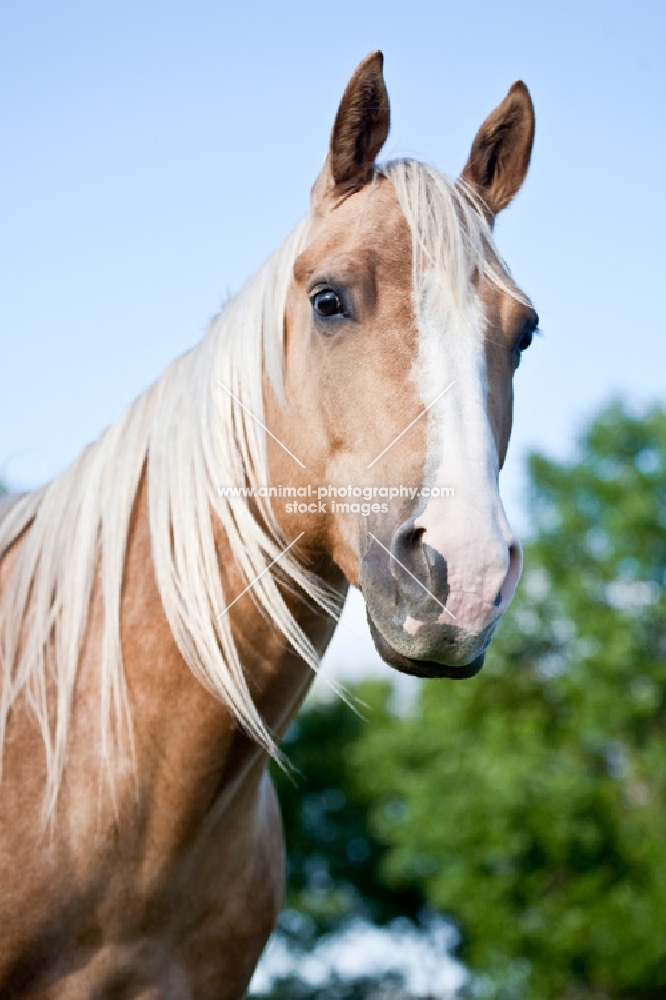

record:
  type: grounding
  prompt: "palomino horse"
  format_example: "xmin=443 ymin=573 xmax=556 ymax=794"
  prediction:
xmin=0 ymin=53 xmax=537 ymax=997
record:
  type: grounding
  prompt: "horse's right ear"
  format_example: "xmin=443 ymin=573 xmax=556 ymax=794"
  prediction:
xmin=312 ymin=51 xmax=390 ymax=204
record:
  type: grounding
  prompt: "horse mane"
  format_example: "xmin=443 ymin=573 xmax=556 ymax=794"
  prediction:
xmin=0 ymin=161 xmax=514 ymax=820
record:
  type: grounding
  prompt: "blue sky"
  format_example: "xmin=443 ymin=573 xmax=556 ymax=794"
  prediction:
xmin=2 ymin=0 xmax=664 ymax=534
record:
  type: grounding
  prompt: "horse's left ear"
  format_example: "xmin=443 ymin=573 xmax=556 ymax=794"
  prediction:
xmin=312 ymin=51 xmax=390 ymax=203
xmin=461 ymin=81 xmax=535 ymax=218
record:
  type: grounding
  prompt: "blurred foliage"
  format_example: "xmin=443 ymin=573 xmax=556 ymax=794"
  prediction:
xmin=253 ymin=970 xmax=413 ymax=1000
xmin=257 ymin=403 xmax=666 ymax=1000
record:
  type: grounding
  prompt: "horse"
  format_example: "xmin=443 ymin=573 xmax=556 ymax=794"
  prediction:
xmin=0 ymin=52 xmax=537 ymax=998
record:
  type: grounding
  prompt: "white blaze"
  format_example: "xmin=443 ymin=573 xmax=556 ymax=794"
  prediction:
xmin=410 ymin=274 xmax=521 ymax=632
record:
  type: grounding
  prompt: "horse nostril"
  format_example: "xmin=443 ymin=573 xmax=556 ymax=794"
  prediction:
xmin=508 ymin=542 xmax=521 ymax=576
xmin=402 ymin=525 xmax=426 ymax=549
xmin=388 ymin=519 xmax=450 ymax=613
xmin=494 ymin=543 xmax=521 ymax=610
xmin=497 ymin=542 xmax=523 ymax=610
xmin=391 ymin=522 xmax=425 ymax=564
xmin=389 ymin=521 xmax=429 ymax=589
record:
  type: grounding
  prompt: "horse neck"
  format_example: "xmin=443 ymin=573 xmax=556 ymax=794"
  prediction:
xmin=119 ymin=472 xmax=341 ymax=835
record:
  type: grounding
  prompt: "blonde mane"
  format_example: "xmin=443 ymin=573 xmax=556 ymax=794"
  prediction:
xmin=0 ymin=161 xmax=513 ymax=820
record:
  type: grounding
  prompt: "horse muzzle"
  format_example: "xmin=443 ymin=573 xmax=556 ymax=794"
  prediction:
xmin=359 ymin=520 xmax=521 ymax=679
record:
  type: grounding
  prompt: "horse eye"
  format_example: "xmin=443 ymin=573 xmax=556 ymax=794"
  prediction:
xmin=515 ymin=315 xmax=539 ymax=356
xmin=517 ymin=329 xmax=533 ymax=353
xmin=312 ymin=289 xmax=345 ymax=319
